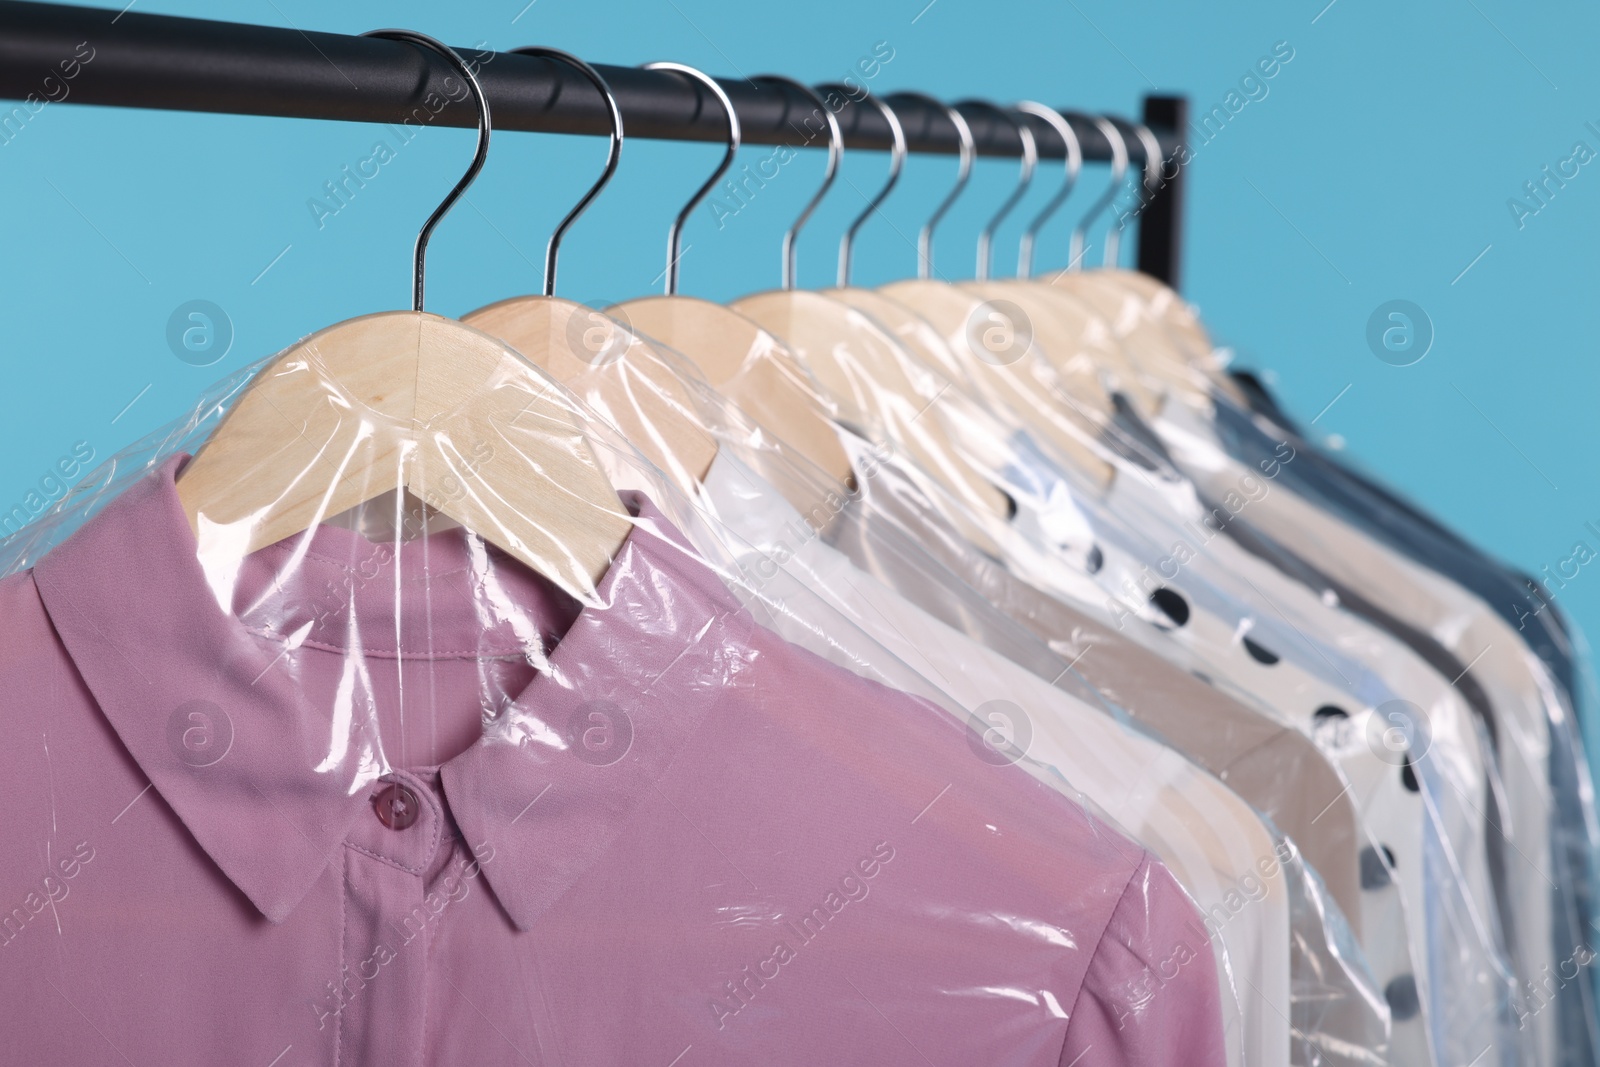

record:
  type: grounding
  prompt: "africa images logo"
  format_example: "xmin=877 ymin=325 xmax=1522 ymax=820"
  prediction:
xmin=707 ymin=841 xmax=895 ymax=1031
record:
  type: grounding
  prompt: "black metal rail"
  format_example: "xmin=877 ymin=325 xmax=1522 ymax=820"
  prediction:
xmin=0 ymin=0 xmax=1189 ymax=284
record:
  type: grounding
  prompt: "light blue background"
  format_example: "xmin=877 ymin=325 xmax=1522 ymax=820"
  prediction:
xmin=3 ymin=0 xmax=1597 ymax=751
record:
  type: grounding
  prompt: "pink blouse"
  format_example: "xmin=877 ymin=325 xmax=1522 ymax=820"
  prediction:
xmin=0 ymin=455 xmax=1225 ymax=1066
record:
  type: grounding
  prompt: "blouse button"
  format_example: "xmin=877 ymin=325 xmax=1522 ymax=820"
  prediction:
xmin=373 ymin=783 xmax=421 ymax=830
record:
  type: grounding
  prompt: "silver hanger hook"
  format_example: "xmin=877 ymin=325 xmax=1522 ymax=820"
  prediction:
xmin=829 ymin=88 xmax=905 ymax=288
xmin=641 ymin=62 xmax=741 ymax=295
xmin=1014 ymin=102 xmax=1080 ymax=279
xmin=753 ymin=76 xmax=840 ymax=291
xmin=1103 ymin=118 xmax=1160 ymax=267
xmin=1067 ymin=114 xmax=1127 ymax=272
xmin=958 ymin=100 xmax=1037 ymax=282
xmin=1111 ymin=120 xmax=1165 ymax=269
xmin=1131 ymin=122 xmax=1164 ymax=197
xmin=361 ymin=29 xmax=491 ymax=312
xmin=510 ymin=47 xmax=622 ymax=298
xmin=888 ymin=92 xmax=973 ymax=280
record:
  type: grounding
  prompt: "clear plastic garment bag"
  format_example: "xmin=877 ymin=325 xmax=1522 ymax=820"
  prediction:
xmin=1064 ymin=237 xmax=1599 ymax=1067
xmin=490 ymin=74 xmax=1397 ymax=1067
xmin=0 ymin=41 xmax=1230 ymax=1067
xmin=540 ymin=319 xmax=1292 ymax=1065
xmin=782 ymin=94 xmax=1473 ymax=1066
xmin=7 ymin=26 xmax=1600 ymax=1067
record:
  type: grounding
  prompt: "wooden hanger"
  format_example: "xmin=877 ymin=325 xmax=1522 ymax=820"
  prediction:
xmin=1097 ymin=267 xmax=1212 ymax=353
xmin=478 ymin=294 xmax=854 ymax=523
xmin=1036 ymin=116 xmax=1244 ymax=411
xmin=616 ymin=295 xmax=856 ymax=486
xmin=862 ymin=95 xmax=1115 ymax=490
xmin=604 ymin=63 xmax=855 ymax=489
xmin=1048 ymin=119 xmax=1216 ymax=357
xmin=882 ymin=279 xmax=1115 ymax=489
xmin=725 ymin=79 xmax=1011 ymax=528
xmin=961 ymin=105 xmax=1160 ymax=413
xmin=735 ymin=289 xmax=1015 ymax=544
xmin=966 ymin=280 xmax=1158 ymax=410
xmin=985 ymin=109 xmax=1162 ymax=412
xmin=1072 ymin=268 xmax=1252 ymax=408
xmin=827 ymin=286 xmax=976 ymax=390
xmin=177 ymin=31 xmax=630 ymax=601
xmin=450 ymin=62 xmax=833 ymax=518
xmin=459 ymin=48 xmax=718 ymax=497
xmin=1044 ymin=268 xmax=1197 ymax=410
xmin=468 ymin=299 xmax=720 ymax=496
xmin=816 ymin=90 xmax=984 ymax=396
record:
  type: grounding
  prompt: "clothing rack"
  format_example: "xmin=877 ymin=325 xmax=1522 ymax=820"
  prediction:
xmin=0 ymin=0 xmax=1190 ymax=286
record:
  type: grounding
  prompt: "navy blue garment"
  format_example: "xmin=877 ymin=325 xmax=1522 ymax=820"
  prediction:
xmin=1222 ymin=370 xmax=1600 ymax=1066
xmin=1222 ymin=370 xmax=1577 ymax=700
